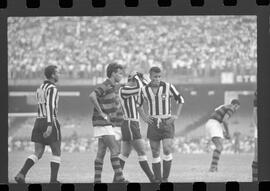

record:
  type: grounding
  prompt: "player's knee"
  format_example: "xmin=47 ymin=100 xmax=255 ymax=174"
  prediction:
xmin=163 ymin=149 xmax=171 ymax=156
xmin=152 ymin=151 xmax=160 ymax=158
xmin=216 ymin=144 xmax=223 ymax=152
xmin=35 ymin=150 xmax=44 ymax=159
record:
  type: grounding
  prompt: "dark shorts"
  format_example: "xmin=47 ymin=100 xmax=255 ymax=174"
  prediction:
xmin=121 ymin=120 xmax=142 ymax=141
xmin=31 ymin=118 xmax=61 ymax=145
xmin=147 ymin=118 xmax=175 ymax=141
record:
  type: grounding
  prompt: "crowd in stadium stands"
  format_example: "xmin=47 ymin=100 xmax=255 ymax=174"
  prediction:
xmin=8 ymin=16 xmax=256 ymax=80
xmin=8 ymin=135 xmax=255 ymax=154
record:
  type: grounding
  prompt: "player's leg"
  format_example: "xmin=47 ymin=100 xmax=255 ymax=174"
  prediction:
xmin=149 ymin=139 xmax=162 ymax=182
xmin=94 ymin=138 xmax=107 ymax=183
xmin=15 ymin=142 xmax=45 ymax=183
xmin=49 ymin=140 xmax=61 ymax=183
xmin=113 ymin=141 xmax=132 ymax=182
xmin=132 ymin=139 xmax=155 ymax=182
xmin=102 ymin=135 xmax=127 ymax=182
xmin=209 ymin=137 xmax=223 ymax=172
xmin=252 ymin=137 xmax=258 ymax=181
xmin=162 ymin=138 xmax=173 ymax=182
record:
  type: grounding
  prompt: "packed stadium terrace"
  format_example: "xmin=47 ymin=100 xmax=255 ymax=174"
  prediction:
xmin=8 ymin=16 xmax=256 ymax=80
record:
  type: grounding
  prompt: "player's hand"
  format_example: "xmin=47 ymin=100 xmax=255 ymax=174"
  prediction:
xmin=43 ymin=126 xmax=52 ymax=138
xmin=224 ymin=132 xmax=231 ymax=140
xmin=166 ymin=115 xmax=177 ymax=125
xmin=141 ymin=114 xmax=154 ymax=125
xmin=100 ymin=112 xmax=110 ymax=122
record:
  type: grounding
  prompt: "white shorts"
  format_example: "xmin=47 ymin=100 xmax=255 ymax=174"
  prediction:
xmin=205 ymin=119 xmax=224 ymax=139
xmin=113 ymin=126 xmax=122 ymax=141
xmin=254 ymin=126 xmax=257 ymax=138
xmin=93 ymin=125 xmax=122 ymax=141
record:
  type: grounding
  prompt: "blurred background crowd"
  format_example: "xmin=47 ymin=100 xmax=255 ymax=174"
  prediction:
xmin=8 ymin=16 xmax=256 ymax=82
xmin=8 ymin=133 xmax=255 ymax=154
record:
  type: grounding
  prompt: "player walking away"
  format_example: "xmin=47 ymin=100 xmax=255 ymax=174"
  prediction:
xmin=89 ymin=63 xmax=128 ymax=183
xmin=112 ymin=71 xmax=156 ymax=182
xmin=252 ymin=90 xmax=258 ymax=181
xmin=15 ymin=65 xmax=61 ymax=183
xmin=205 ymin=99 xmax=240 ymax=172
xmin=137 ymin=67 xmax=184 ymax=182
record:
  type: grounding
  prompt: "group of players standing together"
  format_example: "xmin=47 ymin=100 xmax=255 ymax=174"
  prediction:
xmin=14 ymin=63 xmax=257 ymax=183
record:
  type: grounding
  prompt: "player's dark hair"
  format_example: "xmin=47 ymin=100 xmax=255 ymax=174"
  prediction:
xmin=231 ymin=99 xmax=240 ymax=106
xmin=106 ymin=63 xmax=123 ymax=78
xmin=149 ymin=66 xmax=161 ymax=74
xmin=44 ymin=65 xmax=57 ymax=79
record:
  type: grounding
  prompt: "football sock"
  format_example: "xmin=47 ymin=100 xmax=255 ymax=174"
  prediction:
xmin=94 ymin=158 xmax=103 ymax=183
xmin=111 ymin=156 xmax=125 ymax=181
xmin=19 ymin=154 xmax=38 ymax=176
xmin=210 ymin=149 xmax=221 ymax=170
xmin=252 ymin=161 xmax=258 ymax=181
xmin=152 ymin=157 xmax=162 ymax=181
xmin=163 ymin=154 xmax=173 ymax=180
xmin=113 ymin=154 xmax=126 ymax=182
xmin=50 ymin=155 xmax=61 ymax=182
xmin=138 ymin=155 xmax=155 ymax=182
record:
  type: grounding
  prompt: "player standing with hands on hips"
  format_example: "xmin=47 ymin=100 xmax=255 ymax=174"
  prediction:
xmin=89 ymin=63 xmax=128 ymax=183
xmin=205 ymin=99 xmax=240 ymax=172
xmin=15 ymin=65 xmax=61 ymax=183
xmin=137 ymin=66 xmax=184 ymax=182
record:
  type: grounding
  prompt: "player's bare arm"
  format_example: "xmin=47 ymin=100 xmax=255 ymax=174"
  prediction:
xmin=89 ymin=91 xmax=109 ymax=121
xmin=167 ymin=103 xmax=183 ymax=124
xmin=137 ymin=107 xmax=153 ymax=125
xmin=222 ymin=114 xmax=231 ymax=139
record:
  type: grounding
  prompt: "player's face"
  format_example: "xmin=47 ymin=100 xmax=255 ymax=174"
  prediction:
xmin=114 ymin=69 xmax=123 ymax=83
xmin=234 ymin=104 xmax=240 ymax=111
xmin=52 ymin=68 xmax=59 ymax=83
xmin=150 ymin=72 xmax=161 ymax=86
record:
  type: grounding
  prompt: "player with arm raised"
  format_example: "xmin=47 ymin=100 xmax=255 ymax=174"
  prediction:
xmin=89 ymin=63 xmax=128 ymax=183
xmin=205 ymin=99 xmax=240 ymax=172
xmin=137 ymin=66 xmax=184 ymax=182
xmin=113 ymin=71 xmax=156 ymax=182
xmin=15 ymin=65 xmax=61 ymax=183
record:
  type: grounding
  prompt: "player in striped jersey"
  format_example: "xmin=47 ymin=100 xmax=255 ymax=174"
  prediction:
xmin=15 ymin=65 xmax=61 ymax=183
xmin=252 ymin=90 xmax=257 ymax=181
xmin=114 ymin=71 xmax=156 ymax=182
xmin=89 ymin=63 xmax=128 ymax=183
xmin=205 ymin=99 xmax=240 ymax=172
xmin=137 ymin=67 xmax=184 ymax=182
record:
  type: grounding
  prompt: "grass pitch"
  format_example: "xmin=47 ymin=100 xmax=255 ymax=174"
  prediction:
xmin=9 ymin=151 xmax=253 ymax=183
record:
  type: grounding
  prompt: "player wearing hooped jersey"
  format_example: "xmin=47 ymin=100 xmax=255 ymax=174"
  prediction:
xmin=205 ymin=99 xmax=240 ymax=172
xmin=15 ymin=65 xmax=61 ymax=183
xmin=137 ymin=66 xmax=184 ymax=182
xmin=114 ymin=71 xmax=156 ymax=183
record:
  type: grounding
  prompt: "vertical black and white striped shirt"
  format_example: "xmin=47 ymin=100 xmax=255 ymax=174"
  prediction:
xmin=119 ymin=75 xmax=147 ymax=120
xmin=36 ymin=80 xmax=59 ymax=126
xmin=137 ymin=81 xmax=184 ymax=117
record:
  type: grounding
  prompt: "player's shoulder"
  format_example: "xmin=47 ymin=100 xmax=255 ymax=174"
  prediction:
xmin=43 ymin=80 xmax=57 ymax=90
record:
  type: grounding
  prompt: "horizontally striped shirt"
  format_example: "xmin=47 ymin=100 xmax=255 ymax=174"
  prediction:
xmin=209 ymin=104 xmax=235 ymax=123
xmin=92 ymin=79 xmax=118 ymax=127
xmin=36 ymin=80 xmax=59 ymax=126
xmin=137 ymin=81 xmax=184 ymax=117
xmin=110 ymin=93 xmax=124 ymax=127
xmin=119 ymin=75 xmax=147 ymax=120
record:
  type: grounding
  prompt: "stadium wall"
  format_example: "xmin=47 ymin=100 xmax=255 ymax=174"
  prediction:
xmin=9 ymin=83 xmax=255 ymax=115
